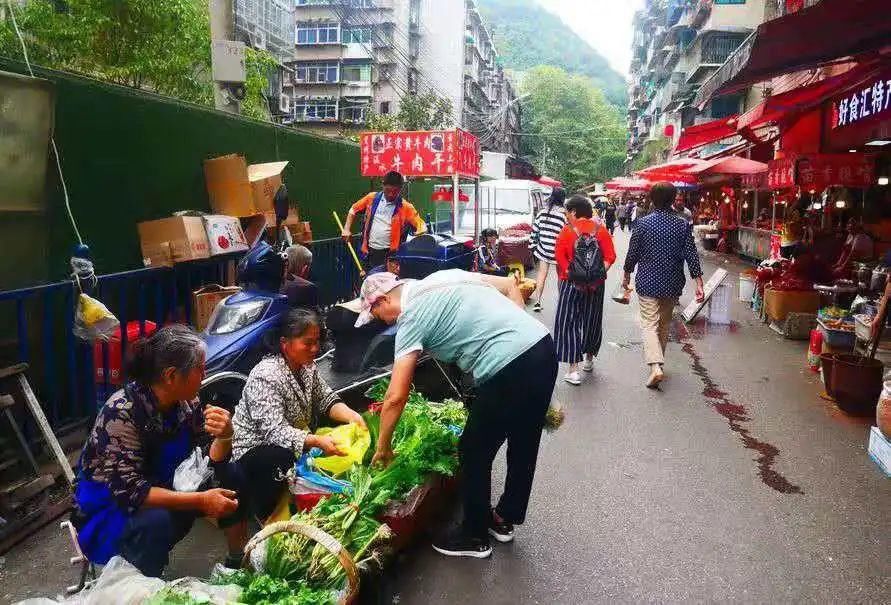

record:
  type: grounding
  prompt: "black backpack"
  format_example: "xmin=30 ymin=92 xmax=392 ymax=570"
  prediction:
xmin=568 ymin=226 xmax=607 ymax=289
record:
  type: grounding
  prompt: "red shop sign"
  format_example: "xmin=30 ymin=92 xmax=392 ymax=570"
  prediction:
xmin=797 ymin=153 xmax=874 ymax=190
xmin=741 ymin=171 xmax=768 ymax=189
xmin=829 ymin=69 xmax=891 ymax=131
xmin=360 ymin=129 xmax=480 ymax=178
xmin=767 ymin=157 xmax=796 ymax=189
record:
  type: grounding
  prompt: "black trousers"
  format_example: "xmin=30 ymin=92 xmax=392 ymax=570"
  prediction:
xmin=460 ymin=335 xmax=558 ymax=539
xmin=235 ymin=445 xmax=296 ymax=521
xmin=364 ymin=248 xmax=390 ymax=271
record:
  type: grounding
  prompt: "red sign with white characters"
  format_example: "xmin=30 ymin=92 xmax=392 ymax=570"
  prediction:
xmin=767 ymin=157 xmax=796 ymax=189
xmin=796 ymin=154 xmax=874 ymax=190
xmin=360 ymin=129 xmax=480 ymax=178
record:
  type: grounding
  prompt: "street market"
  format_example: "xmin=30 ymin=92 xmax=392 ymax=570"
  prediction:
xmin=0 ymin=0 xmax=889 ymax=603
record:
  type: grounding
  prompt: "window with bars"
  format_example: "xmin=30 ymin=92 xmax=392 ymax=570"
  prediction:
xmin=294 ymin=99 xmax=338 ymax=121
xmin=343 ymin=27 xmax=372 ymax=44
xmin=296 ymin=22 xmax=339 ymax=45
xmin=342 ymin=64 xmax=372 ymax=82
xmin=341 ymin=104 xmax=369 ymax=123
xmin=294 ymin=63 xmax=339 ymax=83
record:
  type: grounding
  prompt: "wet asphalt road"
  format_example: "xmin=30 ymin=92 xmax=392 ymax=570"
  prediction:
xmin=2 ymin=231 xmax=889 ymax=603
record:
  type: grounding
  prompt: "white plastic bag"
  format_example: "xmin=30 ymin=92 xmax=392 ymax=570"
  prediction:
xmin=173 ymin=447 xmax=212 ymax=492
xmin=73 ymin=293 xmax=120 ymax=342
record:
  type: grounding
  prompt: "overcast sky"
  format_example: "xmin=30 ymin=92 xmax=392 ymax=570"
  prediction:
xmin=535 ymin=0 xmax=644 ymax=76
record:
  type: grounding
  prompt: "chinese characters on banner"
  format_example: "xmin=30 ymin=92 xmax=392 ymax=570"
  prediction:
xmin=767 ymin=157 xmax=796 ymax=189
xmin=767 ymin=154 xmax=875 ymax=190
xmin=797 ymin=154 xmax=874 ymax=190
xmin=832 ymin=71 xmax=891 ymax=130
xmin=741 ymin=171 xmax=768 ymax=190
xmin=359 ymin=129 xmax=480 ymax=178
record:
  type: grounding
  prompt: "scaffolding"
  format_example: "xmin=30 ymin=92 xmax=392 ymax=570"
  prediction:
xmin=234 ymin=0 xmax=296 ymax=62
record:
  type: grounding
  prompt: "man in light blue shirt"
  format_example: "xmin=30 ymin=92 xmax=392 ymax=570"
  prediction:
xmin=355 ymin=270 xmax=557 ymax=560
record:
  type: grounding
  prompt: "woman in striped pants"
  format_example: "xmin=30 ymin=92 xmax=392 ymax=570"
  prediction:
xmin=553 ymin=195 xmax=616 ymax=385
xmin=530 ymin=188 xmax=567 ymax=312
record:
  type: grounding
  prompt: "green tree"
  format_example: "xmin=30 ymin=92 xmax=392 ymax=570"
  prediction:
xmin=0 ymin=0 xmax=213 ymax=105
xmin=520 ymin=65 xmax=626 ymax=189
xmin=395 ymin=92 xmax=454 ymax=131
xmin=241 ymin=48 xmax=279 ymax=121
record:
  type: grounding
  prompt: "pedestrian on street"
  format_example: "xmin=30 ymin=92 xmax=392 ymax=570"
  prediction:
xmin=604 ymin=201 xmax=617 ymax=235
xmin=623 ymin=183 xmax=705 ymax=389
xmin=674 ymin=195 xmax=693 ymax=226
xmin=554 ymin=195 xmax=616 ymax=385
xmin=616 ymin=201 xmax=628 ymax=232
xmin=629 ymin=201 xmax=640 ymax=231
xmin=530 ymin=187 xmax=567 ymax=312
xmin=360 ymin=270 xmax=557 ymax=560
xmin=341 ymin=170 xmax=427 ymax=270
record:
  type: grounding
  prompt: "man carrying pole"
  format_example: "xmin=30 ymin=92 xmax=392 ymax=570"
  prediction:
xmin=341 ymin=171 xmax=427 ymax=271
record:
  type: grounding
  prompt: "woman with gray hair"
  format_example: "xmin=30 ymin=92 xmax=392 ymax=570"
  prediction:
xmin=72 ymin=324 xmax=248 ymax=577
xmin=232 ymin=308 xmax=365 ymax=521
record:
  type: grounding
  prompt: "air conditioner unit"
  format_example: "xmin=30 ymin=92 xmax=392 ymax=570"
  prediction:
xmin=253 ymin=31 xmax=267 ymax=50
xmin=279 ymin=93 xmax=291 ymax=114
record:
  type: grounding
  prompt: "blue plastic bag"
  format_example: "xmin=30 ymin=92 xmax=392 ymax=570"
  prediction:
xmin=295 ymin=452 xmax=351 ymax=494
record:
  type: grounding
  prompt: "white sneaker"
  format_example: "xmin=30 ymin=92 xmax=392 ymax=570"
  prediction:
xmin=581 ymin=359 xmax=594 ymax=372
xmin=564 ymin=371 xmax=582 ymax=385
xmin=646 ymin=365 xmax=665 ymax=389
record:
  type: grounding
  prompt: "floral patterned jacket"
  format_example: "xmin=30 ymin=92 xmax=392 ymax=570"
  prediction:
xmin=231 ymin=355 xmax=340 ymax=461
xmin=76 ymin=382 xmax=203 ymax=513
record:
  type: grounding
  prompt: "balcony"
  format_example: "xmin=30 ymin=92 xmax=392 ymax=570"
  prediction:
xmin=685 ymin=33 xmax=748 ymax=84
xmin=342 ymin=80 xmax=372 ymax=97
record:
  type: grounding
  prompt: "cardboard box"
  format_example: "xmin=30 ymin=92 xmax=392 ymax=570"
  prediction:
xmin=204 ymin=154 xmax=289 ymax=217
xmin=138 ymin=216 xmax=210 ymax=267
xmin=192 ymin=285 xmax=241 ymax=332
xmin=203 ymin=215 xmax=250 ymax=256
xmin=764 ymin=288 xmax=821 ymax=323
xmin=263 ymin=208 xmax=302 ymax=239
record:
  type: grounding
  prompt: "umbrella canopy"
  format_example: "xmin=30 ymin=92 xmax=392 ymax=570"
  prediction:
xmin=687 ymin=156 xmax=768 ymax=176
xmin=536 ymin=175 xmax=563 ymax=188
xmin=604 ymin=177 xmax=651 ymax=192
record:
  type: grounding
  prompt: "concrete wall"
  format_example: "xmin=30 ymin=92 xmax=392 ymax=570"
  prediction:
xmin=704 ymin=0 xmax=769 ymax=30
xmin=0 ymin=58 xmax=438 ymax=286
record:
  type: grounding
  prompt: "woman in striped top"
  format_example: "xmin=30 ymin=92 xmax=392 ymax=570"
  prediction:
xmin=531 ymin=187 xmax=567 ymax=312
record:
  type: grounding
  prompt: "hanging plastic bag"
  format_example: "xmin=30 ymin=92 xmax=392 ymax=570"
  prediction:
xmin=611 ymin=282 xmax=632 ymax=305
xmin=73 ymin=293 xmax=120 ymax=342
xmin=312 ymin=423 xmax=370 ymax=476
xmin=172 ymin=447 xmax=212 ymax=492
xmin=294 ymin=454 xmax=351 ymax=494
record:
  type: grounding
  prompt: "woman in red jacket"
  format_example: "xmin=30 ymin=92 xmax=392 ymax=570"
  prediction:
xmin=554 ymin=195 xmax=616 ymax=385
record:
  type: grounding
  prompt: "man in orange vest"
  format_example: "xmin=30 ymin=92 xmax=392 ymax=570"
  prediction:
xmin=341 ymin=171 xmax=426 ymax=270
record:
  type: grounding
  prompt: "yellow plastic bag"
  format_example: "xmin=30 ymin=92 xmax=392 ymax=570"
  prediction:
xmin=74 ymin=293 xmax=120 ymax=342
xmin=313 ymin=423 xmax=370 ymax=476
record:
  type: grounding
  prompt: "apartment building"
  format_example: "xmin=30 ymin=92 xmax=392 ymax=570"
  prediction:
xmin=627 ymin=0 xmax=777 ymax=167
xmin=283 ymin=0 xmax=519 ymax=153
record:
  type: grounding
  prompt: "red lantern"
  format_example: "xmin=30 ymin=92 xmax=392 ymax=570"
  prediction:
xmin=664 ymin=124 xmax=675 ymax=138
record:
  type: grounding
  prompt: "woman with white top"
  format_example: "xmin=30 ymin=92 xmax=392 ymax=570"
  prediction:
xmin=530 ymin=187 xmax=567 ymax=312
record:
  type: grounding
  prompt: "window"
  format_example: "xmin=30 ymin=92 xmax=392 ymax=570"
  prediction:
xmin=294 ymin=99 xmax=338 ymax=121
xmin=294 ymin=62 xmax=339 ymax=83
xmin=296 ymin=22 xmax=339 ymax=45
xmin=709 ymin=94 xmax=742 ymax=119
xmin=341 ymin=103 xmax=369 ymax=123
xmin=380 ymin=101 xmax=391 ymax=115
xmin=343 ymin=27 xmax=372 ymax=44
xmin=342 ymin=63 xmax=371 ymax=82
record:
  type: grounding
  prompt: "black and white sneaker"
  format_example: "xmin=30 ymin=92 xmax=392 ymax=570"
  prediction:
xmin=432 ymin=530 xmax=492 ymax=559
xmin=488 ymin=513 xmax=515 ymax=543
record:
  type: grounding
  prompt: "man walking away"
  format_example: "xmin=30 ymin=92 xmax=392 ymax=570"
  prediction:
xmin=342 ymin=171 xmax=426 ymax=270
xmin=623 ymin=183 xmax=705 ymax=389
xmin=604 ymin=202 xmax=617 ymax=236
xmin=616 ymin=201 xmax=628 ymax=232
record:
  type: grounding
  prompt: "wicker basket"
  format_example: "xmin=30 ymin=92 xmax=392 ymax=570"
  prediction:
xmin=241 ymin=520 xmax=359 ymax=605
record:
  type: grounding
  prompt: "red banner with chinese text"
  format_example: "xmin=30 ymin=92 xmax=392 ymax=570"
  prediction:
xmin=767 ymin=157 xmax=796 ymax=189
xmin=796 ymin=154 xmax=874 ymax=190
xmin=359 ymin=129 xmax=480 ymax=179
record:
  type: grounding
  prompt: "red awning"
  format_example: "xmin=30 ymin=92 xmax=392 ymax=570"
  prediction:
xmin=536 ymin=176 xmax=563 ymax=187
xmin=736 ymin=61 xmax=887 ymax=137
xmin=675 ymin=116 xmax=740 ymax=154
xmin=636 ymin=159 xmax=704 ymax=184
xmin=686 ymin=156 xmax=769 ymax=176
xmin=605 ymin=177 xmax=651 ymax=192
xmin=694 ymin=0 xmax=891 ymax=107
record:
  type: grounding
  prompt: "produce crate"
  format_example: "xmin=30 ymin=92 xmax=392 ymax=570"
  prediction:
xmin=378 ymin=473 xmax=459 ymax=552
xmin=764 ymin=288 xmax=821 ymax=323
xmin=818 ymin=319 xmax=856 ymax=351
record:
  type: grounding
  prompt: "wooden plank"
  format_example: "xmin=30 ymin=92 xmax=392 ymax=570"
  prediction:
xmin=16 ymin=374 xmax=74 ymax=484
xmin=682 ymin=269 xmax=729 ymax=323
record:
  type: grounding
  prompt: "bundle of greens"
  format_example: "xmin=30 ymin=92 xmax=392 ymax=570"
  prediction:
xmin=211 ymin=570 xmax=337 ymax=605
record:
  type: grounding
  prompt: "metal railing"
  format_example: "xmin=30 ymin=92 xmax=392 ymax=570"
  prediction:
xmin=0 ymin=235 xmax=367 ymax=442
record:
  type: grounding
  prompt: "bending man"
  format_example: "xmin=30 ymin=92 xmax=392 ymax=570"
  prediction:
xmin=359 ymin=269 xmax=556 ymax=559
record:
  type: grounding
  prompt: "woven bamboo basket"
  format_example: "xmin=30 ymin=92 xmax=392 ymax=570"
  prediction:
xmin=241 ymin=520 xmax=359 ymax=605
